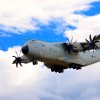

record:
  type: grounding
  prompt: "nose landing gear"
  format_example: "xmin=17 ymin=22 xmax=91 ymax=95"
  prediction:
xmin=32 ymin=61 xmax=38 ymax=65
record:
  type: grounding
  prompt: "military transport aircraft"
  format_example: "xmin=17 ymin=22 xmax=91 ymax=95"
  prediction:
xmin=12 ymin=34 xmax=100 ymax=73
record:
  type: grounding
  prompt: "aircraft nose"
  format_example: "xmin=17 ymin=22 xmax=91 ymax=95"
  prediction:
xmin=21 ymin=45 xmax=29 ymax=54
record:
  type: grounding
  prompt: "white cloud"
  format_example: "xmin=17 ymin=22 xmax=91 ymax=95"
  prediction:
xmin=79 ymin=87 xmax=100 ymax=100
xmin=0 ymin=47 xmax=100 ymax=100
xmin=0 ymin=47 xmax=49 ymax=96
xmin=65 ymin=14 xmax=100 ymax=42
xmin=0 ymin=0 xmax=99 ymax=33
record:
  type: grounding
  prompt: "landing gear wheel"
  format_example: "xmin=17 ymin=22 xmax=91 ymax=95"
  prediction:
xmin=58 ymin=69 xmax=63 ymax=73
xmin=51 ymin=68 xmax=54 ymax=72
xmin=76 ymin=66 xmax=81 ymax=70
xmin=69 ymin=63 xmax=81 ymax=70
xmin=32 ymin=61 xmax=38 ymax=65
xmin=51 ymin=66 xmax=64 ymax=73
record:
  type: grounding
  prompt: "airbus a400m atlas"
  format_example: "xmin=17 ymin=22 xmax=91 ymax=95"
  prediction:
xmin=12 ymin=34 xmax=100 ymax=73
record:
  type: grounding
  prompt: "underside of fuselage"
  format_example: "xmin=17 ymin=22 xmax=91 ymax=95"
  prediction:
xmin=39 ymin=57 xmax=83 ymax=73
xmin=25 ymin=52 xmax=83 ymax=73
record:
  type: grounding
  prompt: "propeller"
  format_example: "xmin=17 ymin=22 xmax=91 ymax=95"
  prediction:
xmin=12 ymin=51 xmax=22 ymax=68
xmin=85 ymin=34 xmax=99 ymax=52
xmin=65 ymin=37 xmax=77 ymax=54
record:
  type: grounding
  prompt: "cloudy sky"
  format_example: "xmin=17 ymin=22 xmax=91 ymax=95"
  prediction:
xmin=0 ymin=0 xmax=100 ymax=100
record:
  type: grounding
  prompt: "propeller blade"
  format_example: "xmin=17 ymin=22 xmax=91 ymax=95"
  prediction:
xmin=67 ymin=39 xmax=70 ymax=44
xmin=73 ymin=41 xmax=77 ymax=45
xmin=12 ymin=56 xmax=16 ymax=58
xmin=19 ymin=63 xmax=23 ymax=67
xmin=16 ymin=62 xmax=18 ymax=68
xmin=89 ymin=34 xmax=92 ymax=42
xmin=93 ymin=35 xmax=97 ymax=42
xmin=85 ymin=39 xmax=90 ymax=43
xmin=71 ymin=37 xmax=73 ymax=44
xmin=12 ymin=59 xmax=16 ymax=64
xmin=18 ymin=50 xmax=21 ymax=57
xmin=15 ymin=51 xmax=18 ymax=57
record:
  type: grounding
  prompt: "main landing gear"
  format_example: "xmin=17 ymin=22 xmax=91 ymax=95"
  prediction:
xmin=51 ymin=65 xmax=64 ymax=73
xmin=69 ymin=63 xmax=81 ymax=70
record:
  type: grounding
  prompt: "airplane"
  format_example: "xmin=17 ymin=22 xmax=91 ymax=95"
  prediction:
xmin=12 ymin=34 xmax=100 ymax=73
